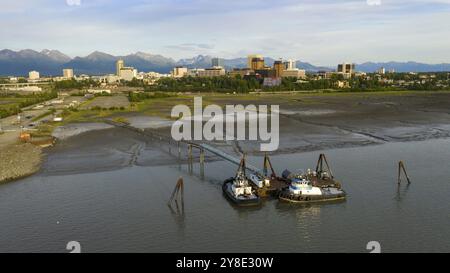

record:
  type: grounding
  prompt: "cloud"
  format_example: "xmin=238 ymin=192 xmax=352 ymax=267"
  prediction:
xmin=166 ymin=43 xmax=215 ymax=51
xmin=1 ymin=0 xmax=450 ymax=63
xmin=367 ymin=0 xmax=382 ymax=6
xmin=66 ymin=0 xmax=81 ymax=6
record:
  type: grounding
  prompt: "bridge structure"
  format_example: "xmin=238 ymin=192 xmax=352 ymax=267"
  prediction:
xmin=198 ymin=143 xmax=262 ymax=175
xmin=104 ymin=119 xmax=264 ymax=176
xmin=0 ymin=82 xmax=51 ymax=87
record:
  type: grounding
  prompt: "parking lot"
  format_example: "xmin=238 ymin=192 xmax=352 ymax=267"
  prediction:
xmin=80 ymin=95 xmax=130 ymax=110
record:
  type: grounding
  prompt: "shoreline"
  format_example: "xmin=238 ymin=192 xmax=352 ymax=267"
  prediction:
xmin=0 ymin=143 xmax=43 ymax=184
xmin=2 ymin=90 xmax=450 ymax=182
xmin=3 ymin=119 xmax=450 ymax=181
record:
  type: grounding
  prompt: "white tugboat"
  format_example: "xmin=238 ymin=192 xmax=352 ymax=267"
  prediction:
xmin=223 ymin=157 xmax=261 ymax=206
xmin=279 ymin=174 xmax=346 ymax=203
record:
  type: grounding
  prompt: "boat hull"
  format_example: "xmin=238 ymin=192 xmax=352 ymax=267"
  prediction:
xmin=222 ymin=179 xmax=261 ymax=206
xmin=279 ymin=188 xmax=346 ymax=204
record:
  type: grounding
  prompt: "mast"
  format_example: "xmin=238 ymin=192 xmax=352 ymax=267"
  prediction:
xmin=315 ymin=154 xmax=334 ymax=179
xmin=236 ymin=153 xmax=247 ymax=177
xmin=263 ymin=153 xmax=277 ymax=178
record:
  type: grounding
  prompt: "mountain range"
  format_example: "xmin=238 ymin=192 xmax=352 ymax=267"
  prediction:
xmin=1 ymin=49 xmax=450 ymax=76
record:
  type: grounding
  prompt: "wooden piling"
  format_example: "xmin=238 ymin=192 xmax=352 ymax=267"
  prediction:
xmin=200 ymin=149 xmax=205 ymax=179
xmin=398 ymin=161 xmax=411 ymax=185
xmin=200 ymin=149 xmax=205 ymax=164
xmin=188 ymin=144 xmax=193 ymax=162
xmin=263 ymin=153 xmax=268 ymax=177
xmin=168 ymin=177 xmax=184 ymax=206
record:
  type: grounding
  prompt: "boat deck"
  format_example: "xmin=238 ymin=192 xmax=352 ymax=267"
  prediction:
xmin=254 ymin=178 xmax=289 ymax=197
xmin=308 ymin=176 xmax=342 ymax=189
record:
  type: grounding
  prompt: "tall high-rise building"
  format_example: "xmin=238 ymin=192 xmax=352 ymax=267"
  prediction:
xmin=284 ymin=59 xmax=296 ymax=70
xmin=28 ymin=71 xmax=40 ymax=80
xmin=212 ymin=57 xmax=224 ymax=68
xmin=116 ymin=59 xmax=125 ymax=76
xmin=273 ymin=60 xmax=285 ymax=78
xmin=251 ymin=57 xmax=265 ymax=70
xmin=63 ymin=69 xmax=74 ymax=79
xmin=337 ymin=63 xmax=355 ymax=74
xmin=247 ymin=54 xmax=263 ymax=69
xmin=377 ymin=67 xmax=386 ymax=75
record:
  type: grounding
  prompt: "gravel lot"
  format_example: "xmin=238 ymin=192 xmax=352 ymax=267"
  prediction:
xmin=81 ymin=95 xmax=130 ymax=110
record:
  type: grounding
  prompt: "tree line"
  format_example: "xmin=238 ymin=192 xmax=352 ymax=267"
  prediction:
xmin=0 ymin=91 xmax=58 ymax=118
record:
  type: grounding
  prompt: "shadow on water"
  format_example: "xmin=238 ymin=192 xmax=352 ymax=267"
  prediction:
xmin=221 ymin=192 xmax=264 ymax=212
xmin=275 ymin=198 xmax=347 ymax=213
xmin=168 ymin=201 xmax=186 ymax=229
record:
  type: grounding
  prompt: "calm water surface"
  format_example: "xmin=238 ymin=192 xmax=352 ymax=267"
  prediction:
xmin=0 ymin=138 xmax=449 ymax=252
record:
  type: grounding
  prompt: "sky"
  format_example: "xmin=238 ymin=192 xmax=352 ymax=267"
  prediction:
xmin=1 ymin=0 xmax=450 ymax=65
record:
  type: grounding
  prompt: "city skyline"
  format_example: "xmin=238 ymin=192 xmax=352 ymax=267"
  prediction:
xmin=1 ymin=0 xmax=450 ymax=66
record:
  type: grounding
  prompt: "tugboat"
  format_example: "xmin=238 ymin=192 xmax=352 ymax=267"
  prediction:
xmin=279 ymin=154 xmax=346 ymax=203
xmin=279 ymin=175 xmax=346 ymax=203
xmin=222 ymin=156 xmax=261 ymax=206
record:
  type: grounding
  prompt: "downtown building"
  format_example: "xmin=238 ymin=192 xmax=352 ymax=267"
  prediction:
xmin=211 ymin=57 xmax=224 ymax=68
xmin=63 ymin=68 xmax=74 ymax=79
xmin=116 ymin=59 xmax=138 ymax=81
xmin=28 ymin=71 xmax=40 ymax=81
xmin=172 ymin=66 xmax=189 ymax=78
xmin=198 ymin=67 xmax=226 ymax=77
xmin=337 ymin=63 xmax=356 ymax=79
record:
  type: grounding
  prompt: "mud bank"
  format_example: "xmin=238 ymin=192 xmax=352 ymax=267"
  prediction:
xmin=52 ymin=123 xmax=114 ymax=140
xmin=41 ymin=91 xmax=450 ymax=176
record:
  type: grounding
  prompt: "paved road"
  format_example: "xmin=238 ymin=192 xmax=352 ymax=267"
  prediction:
xmin=0 ymin=95 xmax=85 ymax=147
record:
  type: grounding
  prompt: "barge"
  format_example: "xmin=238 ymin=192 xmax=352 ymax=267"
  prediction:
xmin=282 ymin=154 xmax=343 ymax=189
xmin=247 ymin=154 xmax=289 ymax=198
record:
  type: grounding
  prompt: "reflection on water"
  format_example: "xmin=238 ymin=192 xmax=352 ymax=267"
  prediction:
xmin=395 ymin=183 xmax=411 ymax=202
xmin=0 ymin=138 xmax=450 ymax=252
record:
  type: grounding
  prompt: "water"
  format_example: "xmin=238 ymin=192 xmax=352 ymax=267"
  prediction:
xmin=0 ymin=138 xmax=449 ymax=253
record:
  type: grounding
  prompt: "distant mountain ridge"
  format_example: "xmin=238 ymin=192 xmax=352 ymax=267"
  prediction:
xmin=1 ymin=49 xmax=449 ymax=76
xmin=357 ymin=62 xmax=450 ymax=73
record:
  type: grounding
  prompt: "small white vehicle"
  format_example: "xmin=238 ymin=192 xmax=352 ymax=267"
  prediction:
xmin=248 ymin=173 xmax=270 ymax=189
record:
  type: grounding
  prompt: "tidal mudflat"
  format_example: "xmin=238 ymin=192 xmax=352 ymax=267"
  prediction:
xmin=1 ymin=91 xmax=450 ymax=252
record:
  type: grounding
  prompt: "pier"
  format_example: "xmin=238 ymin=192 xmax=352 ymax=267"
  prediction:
xmin=104 ymin=119 xmax=264 ymax=176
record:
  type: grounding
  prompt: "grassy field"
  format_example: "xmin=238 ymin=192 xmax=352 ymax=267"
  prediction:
xmin=16 ymin=88 xmax=449 ymax=141
xmin=50 ymin=89 xmax=450 ymax=125
xmin=0 ymin=97 xmax=28 ymax=118
xmin=0 ymin=91 xmax=58 ymax=118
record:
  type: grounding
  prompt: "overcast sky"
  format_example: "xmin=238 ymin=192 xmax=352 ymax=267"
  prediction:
xmin=1 ymin=0 xmax=450 ymax=65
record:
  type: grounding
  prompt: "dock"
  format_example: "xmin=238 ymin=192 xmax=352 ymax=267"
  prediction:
xmin=104 ymin=119 xmax=265 ymax=177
